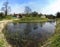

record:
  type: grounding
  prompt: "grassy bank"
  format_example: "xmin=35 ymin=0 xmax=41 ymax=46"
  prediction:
xmin=45 ymin=18 xmax=60 ymax=47
xmin=0 ymin=31 xmax=11 ymax=47
xmin=0 ymin=16 xmax=48 ymax=22
xmin=13 ymin=17 xmax=48 ymax=23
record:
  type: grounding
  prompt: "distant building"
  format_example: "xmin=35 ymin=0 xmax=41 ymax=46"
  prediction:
xmin=14 ymin=14 xmax=23 ymax=18
xmin=41 ymin=15 xmax=46 ymax=18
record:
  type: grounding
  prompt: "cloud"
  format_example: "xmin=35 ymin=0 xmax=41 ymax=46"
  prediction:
xmin=10 ymin=0 xmax=52 ymax=14
xmin=1 ymin=0 xmax=60 ymax=15
xmin=10 ymin=4 xmax=24 ymax=14
xmin=0 ymin=0 xmax=8 ymax=12
xmin=10 ymin=1 xmax=35 ymax=14
xmin=41 ymin=0 xmax=60 ymax=15
xmin=0 ymin=0 xmax=5 ymax=11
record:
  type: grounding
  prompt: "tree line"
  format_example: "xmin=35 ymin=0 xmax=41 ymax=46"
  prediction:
xmin=0 ymin=1 xmax=60 ymax=19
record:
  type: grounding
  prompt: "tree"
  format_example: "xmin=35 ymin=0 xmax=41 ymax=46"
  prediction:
xmin=24 ymin=6 xmax=32 ymax=17
xmin=56 ymin=12 xmax=60 ymax=18
xmin=1 ymin=0 xmax=11 ymax=16
xmin=31 ymin=11 xmax=38 ymax=17
xmin=38 ymin=13 xmax=43 ymax=17
xmin=0 ymin=12 xmax=4 ymax=18
xmin=24 ymin=6 xmax=32 ymax=14
xmin=45 ymin=14 xmax=55 ymax=19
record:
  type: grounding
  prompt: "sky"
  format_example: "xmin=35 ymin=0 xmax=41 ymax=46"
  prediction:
xmin=0 ymin=0 xmax=60 ymax=15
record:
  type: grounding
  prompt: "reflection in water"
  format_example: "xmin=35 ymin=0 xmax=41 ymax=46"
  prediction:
xmin=3 ymin=22 xmax=56 ymax=47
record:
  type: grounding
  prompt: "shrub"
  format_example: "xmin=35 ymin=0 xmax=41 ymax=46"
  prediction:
xmin=0 ymin=39 xmax=4 ymax=47
xmin=5 ymin=15 xmax=13 ymax=20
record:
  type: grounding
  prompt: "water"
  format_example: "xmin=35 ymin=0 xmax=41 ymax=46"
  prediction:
xmin=3 ymin=21 xmax=56 ymax=47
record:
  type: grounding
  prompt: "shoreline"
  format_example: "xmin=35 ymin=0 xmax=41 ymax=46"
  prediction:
xmin=43 ymin=18 xmax=60 ymax=47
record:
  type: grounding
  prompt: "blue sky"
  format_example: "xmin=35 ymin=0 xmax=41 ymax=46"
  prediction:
xmin=0 ymin=0 xmax=60 ymax=15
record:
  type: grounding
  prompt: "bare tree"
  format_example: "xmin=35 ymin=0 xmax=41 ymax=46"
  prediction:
xmin=24 ymin=6 xmax=32 ymax=14
xmin=1 ymin=0 xmax=11 ymax=16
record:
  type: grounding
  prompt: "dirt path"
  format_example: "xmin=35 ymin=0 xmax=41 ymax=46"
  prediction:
xmin=0 ymin=19 xmax=19 ymax=47
xmin=0 ymin=19 xmax=19 ymax=31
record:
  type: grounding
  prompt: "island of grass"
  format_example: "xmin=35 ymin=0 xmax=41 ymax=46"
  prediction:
xmin=13 ymin=17 xmax=48 ymax=23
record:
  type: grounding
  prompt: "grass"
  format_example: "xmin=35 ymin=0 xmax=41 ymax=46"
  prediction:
xmin=13 ymin=17 xmax=48 ymax=23
xmin=0 ymin=16 xmax=16 ymax=21
xmin=0 ymin=16 xmax=48 ymax=23
xmin=0 ymin=32 xmax=11 ymax=47
xmin=44 ymin=18 xmax=60 ymax=47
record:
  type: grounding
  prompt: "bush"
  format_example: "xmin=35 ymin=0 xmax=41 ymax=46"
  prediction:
xmin=0 ymin=39 xmax=4 ymax=47
xmin=5 ymin=15 xmax=13 ymax=20
xmin=56 ymin=12 xmax=60 ymax=18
